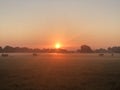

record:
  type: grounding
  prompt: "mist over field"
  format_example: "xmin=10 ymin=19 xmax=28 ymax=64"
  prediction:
xmin=0 ymin=0 xmax=120 ymax=90
xmin=0 ymin=53 xmax=120 ymax=90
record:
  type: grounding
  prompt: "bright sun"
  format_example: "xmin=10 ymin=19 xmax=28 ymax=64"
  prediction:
xmin=55 ymin=43 xmax=61 ymax=49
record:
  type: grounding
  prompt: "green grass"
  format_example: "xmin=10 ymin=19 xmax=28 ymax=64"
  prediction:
xmin=0 ymin=53 xmax=120 ymax=90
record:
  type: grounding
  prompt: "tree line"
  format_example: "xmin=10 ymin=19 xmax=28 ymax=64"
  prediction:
xmin=0 ymin=45 xmax=120 ymax=53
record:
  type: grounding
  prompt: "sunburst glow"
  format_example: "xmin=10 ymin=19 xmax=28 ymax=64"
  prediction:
xmin=55 ymin=43 xmax=61 ymax=49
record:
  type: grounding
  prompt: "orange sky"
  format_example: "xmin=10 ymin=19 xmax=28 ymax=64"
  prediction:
xmin=0 ymin=0 xmax=120 ymax=49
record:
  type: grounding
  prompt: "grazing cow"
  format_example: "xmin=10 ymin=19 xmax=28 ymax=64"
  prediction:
xmin=111 ymin=53 xmax=114 ymax=56
xmin=1 ymin=53 xmax=8 ymax=57
xmin=99 ymin=53 xmax=104 ymax=56
xmin=33 ymin=53 xmax=38 ymax=56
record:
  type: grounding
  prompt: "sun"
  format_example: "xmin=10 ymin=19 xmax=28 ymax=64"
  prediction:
xmin=55 ymin=43 xmax=61 ymax=49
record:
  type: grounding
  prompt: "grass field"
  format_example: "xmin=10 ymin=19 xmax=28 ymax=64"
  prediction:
xmin=0 ymin=53 xmax=120 ymax=90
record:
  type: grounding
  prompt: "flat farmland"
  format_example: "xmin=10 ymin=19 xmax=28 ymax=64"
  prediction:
xmin=0 ymin=53 xmax=120 ymax=90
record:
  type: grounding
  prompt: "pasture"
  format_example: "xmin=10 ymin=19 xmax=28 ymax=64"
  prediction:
xmin=0 ymin=53 xmax=120 ymax=90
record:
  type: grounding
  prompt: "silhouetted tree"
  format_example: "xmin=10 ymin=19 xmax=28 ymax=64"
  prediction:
xmin=14 ymin=47 xmax=22 ymax=52
xmin=95 ymin=48 xmax=107 ymax=53
xmin=0 ymin=47 xmax=2 ymax=53
xmin=108 ymin=47 xmax=120 ymax=53
xmin=77 ymin=45 xmax=93 ymax=53
xmin=2 ymin=45 xmax=71 ymax=53
xmin=1 ymin=45 xmax=120 ymax=53
xmin=19 ymin=47 xmax=33 ymax=52
xmin=108 ymin=47 xmax=112 ymax=53
xmin=33 ymin=48 xmax=42 ymax=53
xmin=3 ymin=46 xmax=14 ymax=52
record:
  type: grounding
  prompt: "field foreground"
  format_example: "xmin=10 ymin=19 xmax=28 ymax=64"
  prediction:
xmin=0 ymin=53 xmax=120 ymax=90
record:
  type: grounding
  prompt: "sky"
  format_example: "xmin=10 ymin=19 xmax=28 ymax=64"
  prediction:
xmin=0 ymin=0 xmax=120 ymax=49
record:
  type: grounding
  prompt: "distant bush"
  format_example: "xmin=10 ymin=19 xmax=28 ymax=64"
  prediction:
xmin=77 ymin=45 xmax=93 ymax=53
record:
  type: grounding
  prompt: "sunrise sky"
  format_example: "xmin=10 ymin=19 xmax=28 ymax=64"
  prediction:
xmin=0 ymin=0 xmax=120 ymax=49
